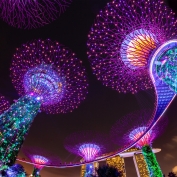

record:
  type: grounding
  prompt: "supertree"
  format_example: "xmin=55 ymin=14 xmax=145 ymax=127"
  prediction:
xmin=0 ymin=39 xmax=88 ymax=169
xmin=110 ymin=109 xmax=167 ymax=177
xmin=23 ymin=147 xmax=61 ymax=177
xmin=30 ymin=156 xmax=48 ymax=177
xmin=87 ymin=0 xmax=177 ymax=94
xmin=0 ymin=0 xmax=72 ymax=29
xmin=64 ymin=131 xmax=111 ymax=176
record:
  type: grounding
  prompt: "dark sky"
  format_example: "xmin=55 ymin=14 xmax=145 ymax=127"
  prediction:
xmin=0 ymin=0 xmax=177 ymax=176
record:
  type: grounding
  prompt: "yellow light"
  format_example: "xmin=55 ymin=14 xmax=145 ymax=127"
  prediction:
xmin=127 ymin=34 xmax=156 ymax=67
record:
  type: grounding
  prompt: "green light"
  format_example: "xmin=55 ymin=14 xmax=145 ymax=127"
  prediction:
xmin=156 ymin=46 xmax=177 ymax=93
xmin=0 ymin=95 xmax=41 ymax=167
xmin=142 ymin=145 xmax=163 ymax=177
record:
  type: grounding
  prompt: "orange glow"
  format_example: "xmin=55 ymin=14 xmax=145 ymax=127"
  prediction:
xmin=127 ymin=34 xmax=156 ymax=67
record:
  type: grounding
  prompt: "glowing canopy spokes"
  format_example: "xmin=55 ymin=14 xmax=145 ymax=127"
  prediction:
xmin=32 ymin=155 xmax=49 ymax=169
xmin=24 ymin=64 xmax=65 ymax=106
xmin=23 ymin=146 xmax=61 ymax=168
xmin=121 ymin=29 xmax=157 ymax=69
xmin=79 ymin=144 xmax=100 ymax=161
xmin=129 ymin=127 xmax=154 ymax=148
xmin=64 ymin=131 xmax=111 ymax=162
xmin=110 ymin=109 xmax=158 ymax=148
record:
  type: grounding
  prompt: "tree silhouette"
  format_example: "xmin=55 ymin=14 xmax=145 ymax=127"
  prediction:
xmin=93 ymin=164 xmax=122 ymax=177
xmin=168 ymin=172 xmax=177 ymax=177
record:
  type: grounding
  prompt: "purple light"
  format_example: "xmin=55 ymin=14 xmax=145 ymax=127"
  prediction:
xmin=64 ymin=131 xmax=111 ymax=162
xmin=110 ymin=109 xmax=167 ymax=148
xmin=79 ymin=144 xmax=100 ymax=161
xmin=10 ymin=39 xmax=88 ymax=114
xmin=0 ymin=0 xmax=72 ymax=29
xmin=23 ymin=64 xmax=65 ymax=106
xmin=87 ymin=0 xmax=177 ymax=93
xmin=0 ymin=94 xmax=10 ymax=114
xmin=32 ymin=155 xmax=49 ymax=170
xmin=23 ymin=146 xmax=61 ymax=168
xmin=129 ymin=127 xmax=154 ymax=148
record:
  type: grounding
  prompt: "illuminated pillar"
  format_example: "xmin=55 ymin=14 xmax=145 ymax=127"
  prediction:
xmin=106 ymin=155 xmax=126 ymax=177
xmin=80 ymin=164 xmax=86 ymax=177
xmin=133 ymin=153 xmax=149 ymax=177
xmin=80 ymin=162 xmax=99 ymax=177
xmin=93 ymin=161 xmax=99 ymax=176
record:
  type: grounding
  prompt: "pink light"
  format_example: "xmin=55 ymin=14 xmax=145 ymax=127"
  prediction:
xmin=129 ymin=127 xmax=153 ymax=148
xmin=32 ymin=155 xmax=49 ymax=169
xmin=79 ymin=144 xmax=100 ymax=162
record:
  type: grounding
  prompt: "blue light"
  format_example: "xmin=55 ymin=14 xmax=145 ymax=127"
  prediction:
xmin=149 ymin=39 xmax=177 ymax=121
xmin=86 ymin=163 xmax=94 ymax=175
xmin=23 ymin=64 xmax=65 ymax=106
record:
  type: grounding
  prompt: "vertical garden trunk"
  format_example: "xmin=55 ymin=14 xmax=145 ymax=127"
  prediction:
xmin=142 ymin=145 xmax=163 ymax=177
xmin=33 ymin=167 xmax=41 ymax=177
xmin=84 ymin=163 xmax=94 ymax=177
xmin=0 ymin=95 xmax=41 ymax=168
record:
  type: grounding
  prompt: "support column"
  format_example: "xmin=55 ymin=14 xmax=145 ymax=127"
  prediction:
xmin=80 ymin=164 xmax=86 ymax=177
xmin=133 ymin=153 xmax=149 ymax=177
xmin=80 ymin=162 xmax=99 ymax=177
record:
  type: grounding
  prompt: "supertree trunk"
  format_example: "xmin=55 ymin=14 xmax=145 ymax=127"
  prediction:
xmin=0 ymin=95 xmax=41 ymax=168
xmin=142 ymin=145 xmax=163 ymax=177
xmin=84 ymin=163 xmax=95 ymax=177
xmin=32 ymin=167 xmax=41 ymax=177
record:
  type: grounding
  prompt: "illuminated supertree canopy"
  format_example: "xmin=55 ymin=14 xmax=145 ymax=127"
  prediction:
xmin=0 ymin=0 xmax=72 ymax=29
xmin=129 ymin=126 xmax=155 ymax=149
xmin=64 ymin=131 xmax=111 ymax=162
xmin=10 ymin=39 xmax=88 ymax=114
xmin=31 ymin=155 xmax=49 ymax=169
xmin=110 ymin=109 xmax=154 ymax=147
xmin=87 ymin=0 xmax=177 ymax=93
xmin=23 ymin=147 xmax=61 ymax=177
xmin=110 ymin=109 xmax=167 ymax=177
xmin=0 ymin=39 xmax=88 ymax=168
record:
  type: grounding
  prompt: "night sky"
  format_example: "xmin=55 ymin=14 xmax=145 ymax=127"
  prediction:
xmin=0 ymin=0 xmax=177 ymax=176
